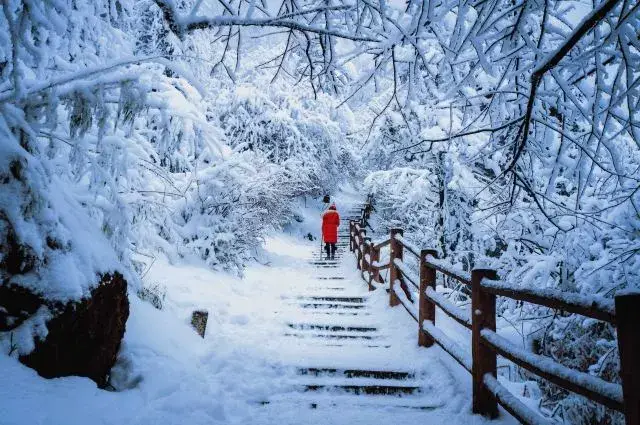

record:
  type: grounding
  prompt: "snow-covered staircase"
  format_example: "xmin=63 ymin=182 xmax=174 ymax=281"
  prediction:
xmin=255 ymin=205 xmax=456 ymax=422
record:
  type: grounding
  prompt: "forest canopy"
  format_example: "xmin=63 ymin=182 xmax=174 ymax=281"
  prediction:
xmin=1 ymin=0 xmax=638 ymax=422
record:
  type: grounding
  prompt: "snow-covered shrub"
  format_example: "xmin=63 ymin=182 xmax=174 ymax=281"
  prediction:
xmin=360 ymin=82 xmax=637 ymax=422
xmin=0 ymin=0 xmax=361 ymax=364
xmin=218 ymin=84 xmax=357 ymax=197
xmin=1 ymin=0 xmax=360 ymax=287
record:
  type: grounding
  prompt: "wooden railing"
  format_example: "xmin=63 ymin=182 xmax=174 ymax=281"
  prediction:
xmin=349 ymin=199 xmax=640 ymax=425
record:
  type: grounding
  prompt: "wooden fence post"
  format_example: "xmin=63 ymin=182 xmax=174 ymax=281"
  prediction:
xmin=369 ymin=245 xmax=381 ymax=290
xmin=362 ymin=237 xmax=371 ymax=280
xmin=471 ymin=268 xmax=498 ymax=418
xmin=349 ymin=221 xmax=354 ymax=252
xmin=389 ymin=228 xmax=403 ymax=307
xmin=419 ymin=249 xmax=438 ymax=347
xmin=616 ymin=292 xmax=640 ymax=425
xmin=356 ymin=228 xmax=366 ymax=270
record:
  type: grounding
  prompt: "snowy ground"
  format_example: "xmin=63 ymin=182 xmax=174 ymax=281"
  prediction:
xmin=0 ymin=188 xmax=522 ymax=425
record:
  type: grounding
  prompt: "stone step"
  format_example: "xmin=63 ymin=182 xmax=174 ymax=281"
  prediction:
xmin=308 ymin=261 xmax=341 ymax=265
xmin=274 ymin=309 xmax=371 ymax=315
xmin=287 ymin=324 xmax=377 ymax=333
xmin=296 ymin=368 xmax=415 ymax=380
xmin=283 ymin=332 xmax=381 ymax=340
xmin=259 ymin=393 xmax=442 ymax=410
xmin=301 ymin=384 xmax=421 ymax=396
xmin=297 ymin=302 xmax=366 ymax=309
xmin=291 ymin=296 xmax=366 ymax=303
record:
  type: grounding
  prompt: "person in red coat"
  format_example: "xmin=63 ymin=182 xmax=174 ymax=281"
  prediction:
xmin=322 ymin=203 xmax=340 ymax=259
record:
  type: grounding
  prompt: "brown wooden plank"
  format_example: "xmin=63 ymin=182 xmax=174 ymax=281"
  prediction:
xmin=425 ymin=287 xmax=472 ymax=330
xmin=419 ymin=249 xmax=438 ymax=347
xmin=424 ymin=256 xmax=472 ymax=286
xmin=481 ymin=329 xmax=623 ymax=411
xmin=481 ymin=279 xmax=615 ymax=324
xmin=389 ymin=228 xmax=403 ymax=307
xmin=483 ymin=374 xmax=552 ymax=425
xmin=472 ymin=269 xmax=498 ymax=418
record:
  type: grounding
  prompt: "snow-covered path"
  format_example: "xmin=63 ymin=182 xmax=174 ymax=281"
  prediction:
xmin=236 ymin=200 xmax=504 ymax=424
xmin=0 ymin=194 xmax=513 ymax=425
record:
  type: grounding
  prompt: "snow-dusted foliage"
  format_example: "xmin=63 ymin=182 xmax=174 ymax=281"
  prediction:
xmin=1 ymin=0 xmax=638 ymax=420
xmin=356 ymin=0 xmax=639 ymax=417
xmin=0 ymin=0 xmax=358 ymax=354
xmin=218 ymin=85 xmax=357 ymax=196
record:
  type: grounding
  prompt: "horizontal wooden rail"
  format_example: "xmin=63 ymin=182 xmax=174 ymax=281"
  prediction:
xmin=371 ymin=261 xmax=390 ymax=270
xmin=393 ymin=258 xmax=419 ymax=290
xmin=394 ymin=234 xmax=422 ymax=258
xmin=424 ymin=254 xmax=472 ymax=286
xmin=422 ymin=321 xmax=471 ymax=371
xmin=373 ymin=238 xmax=391 ymax=250
xmin=481 ymin=329 xmax=624 ymax=411
xmin=348 ymin=199 xmax=639 ymax=425
xmin=425 ymin=287 xmax=471 ymax=330
xmin=481 ymin=278 xmax=616 ymax=324
xmin=392 ymin=280 xmax=418 ymax=322
xmin=483 ymin=374 xmax=552 ymax=425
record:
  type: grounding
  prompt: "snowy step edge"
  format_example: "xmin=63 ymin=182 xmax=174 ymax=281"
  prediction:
xmin=286 ymin=323 xmax=378 ymax=332
xmin=295 ymin=367 xmax=417 ymax=380
xmin=282 ymin=332 xmax=385 ymax=340
xmin=284 ymin=376 xmax=428 ymax=388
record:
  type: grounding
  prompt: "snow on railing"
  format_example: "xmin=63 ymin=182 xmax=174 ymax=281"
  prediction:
xmin=392 ymin=258 xmax=419 ymax=290
xmin=394 ymin=234 xmax=422 ymax=258
xmin=348 ymin=198 xmax=640 ymax=424
xmin=392 ymin=279 xmax=418 ymax=322
xmin=425 ymin=287 xmax=471 ymax=329
xmin=371 ymin=260 xmax=390 ymax=270
xmin=372 ymin=238 xmax=391 ymax=249
xmin=424 ymin=254 xmax=472 ymax=285
xmin=482 ymin=375 xmax=552 ymax=425
xmin=481 ymin=329 xmax=624 ymax=411
xmin=422 ymin=321 xmax=472 ymax=372
xmin=480 ymin=278 xmax=616 ymax=323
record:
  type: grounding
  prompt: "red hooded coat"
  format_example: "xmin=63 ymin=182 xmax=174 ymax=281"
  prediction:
xmin=321 ymin=208 xmax=340 ymax=243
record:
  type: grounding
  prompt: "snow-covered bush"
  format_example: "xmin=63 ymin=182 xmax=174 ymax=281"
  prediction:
xmin=0 ymin=0 xmax=358 ymax=357
xmin=360 ymin=69 xmax=637 ymax=422
xmin=218 ymin=84 xmax=356 ymax=197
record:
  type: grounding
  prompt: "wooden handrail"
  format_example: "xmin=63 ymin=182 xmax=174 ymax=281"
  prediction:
xmin=392 ymin=279 xmax=418 ymax=323
xmin=373 ymin=238 xmax=391 ymax=250
xmin=394 ymin=234 xmax=422 ymax=258
xmin=422 ymin=321 xmax=471 ymax=372
xmin=482 ymin=375 xmax=552 ymax=425
xmin=393 ymin=258 xmax=419 ymax=291
xmin=370 ymin=261 xmax=390 ymax=270
xmin=347 ymin=197 xmax=639 ymax=425
xmin=425 ymin=287 xmax=471 ymax=330
xmin=481 ymin=329 xmax=624 ymax=411
xmin=481 ymin=278 xmax=616 ymax=324
xmin=424 ymin=255 xmax=472 ymax=286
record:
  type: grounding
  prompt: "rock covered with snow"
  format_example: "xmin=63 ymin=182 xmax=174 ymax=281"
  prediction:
xmin=1 ymin=133 xmax=129 ymax=387
xmin=19 ymin=273 xmax=129 ymax=388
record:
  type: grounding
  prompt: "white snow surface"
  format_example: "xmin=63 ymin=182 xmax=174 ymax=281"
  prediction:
xmin=0 ymin=192 xmax=520 ymax=425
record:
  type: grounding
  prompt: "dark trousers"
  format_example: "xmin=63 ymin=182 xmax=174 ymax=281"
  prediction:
xmin=325 ymin=243 xmax=337 ymax=258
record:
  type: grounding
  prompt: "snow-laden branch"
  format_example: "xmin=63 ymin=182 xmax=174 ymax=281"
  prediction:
xmin=508 ymin=0 xmax=625 ymax=171
xmin=152 ymin=0 xmax=380 ymax=42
